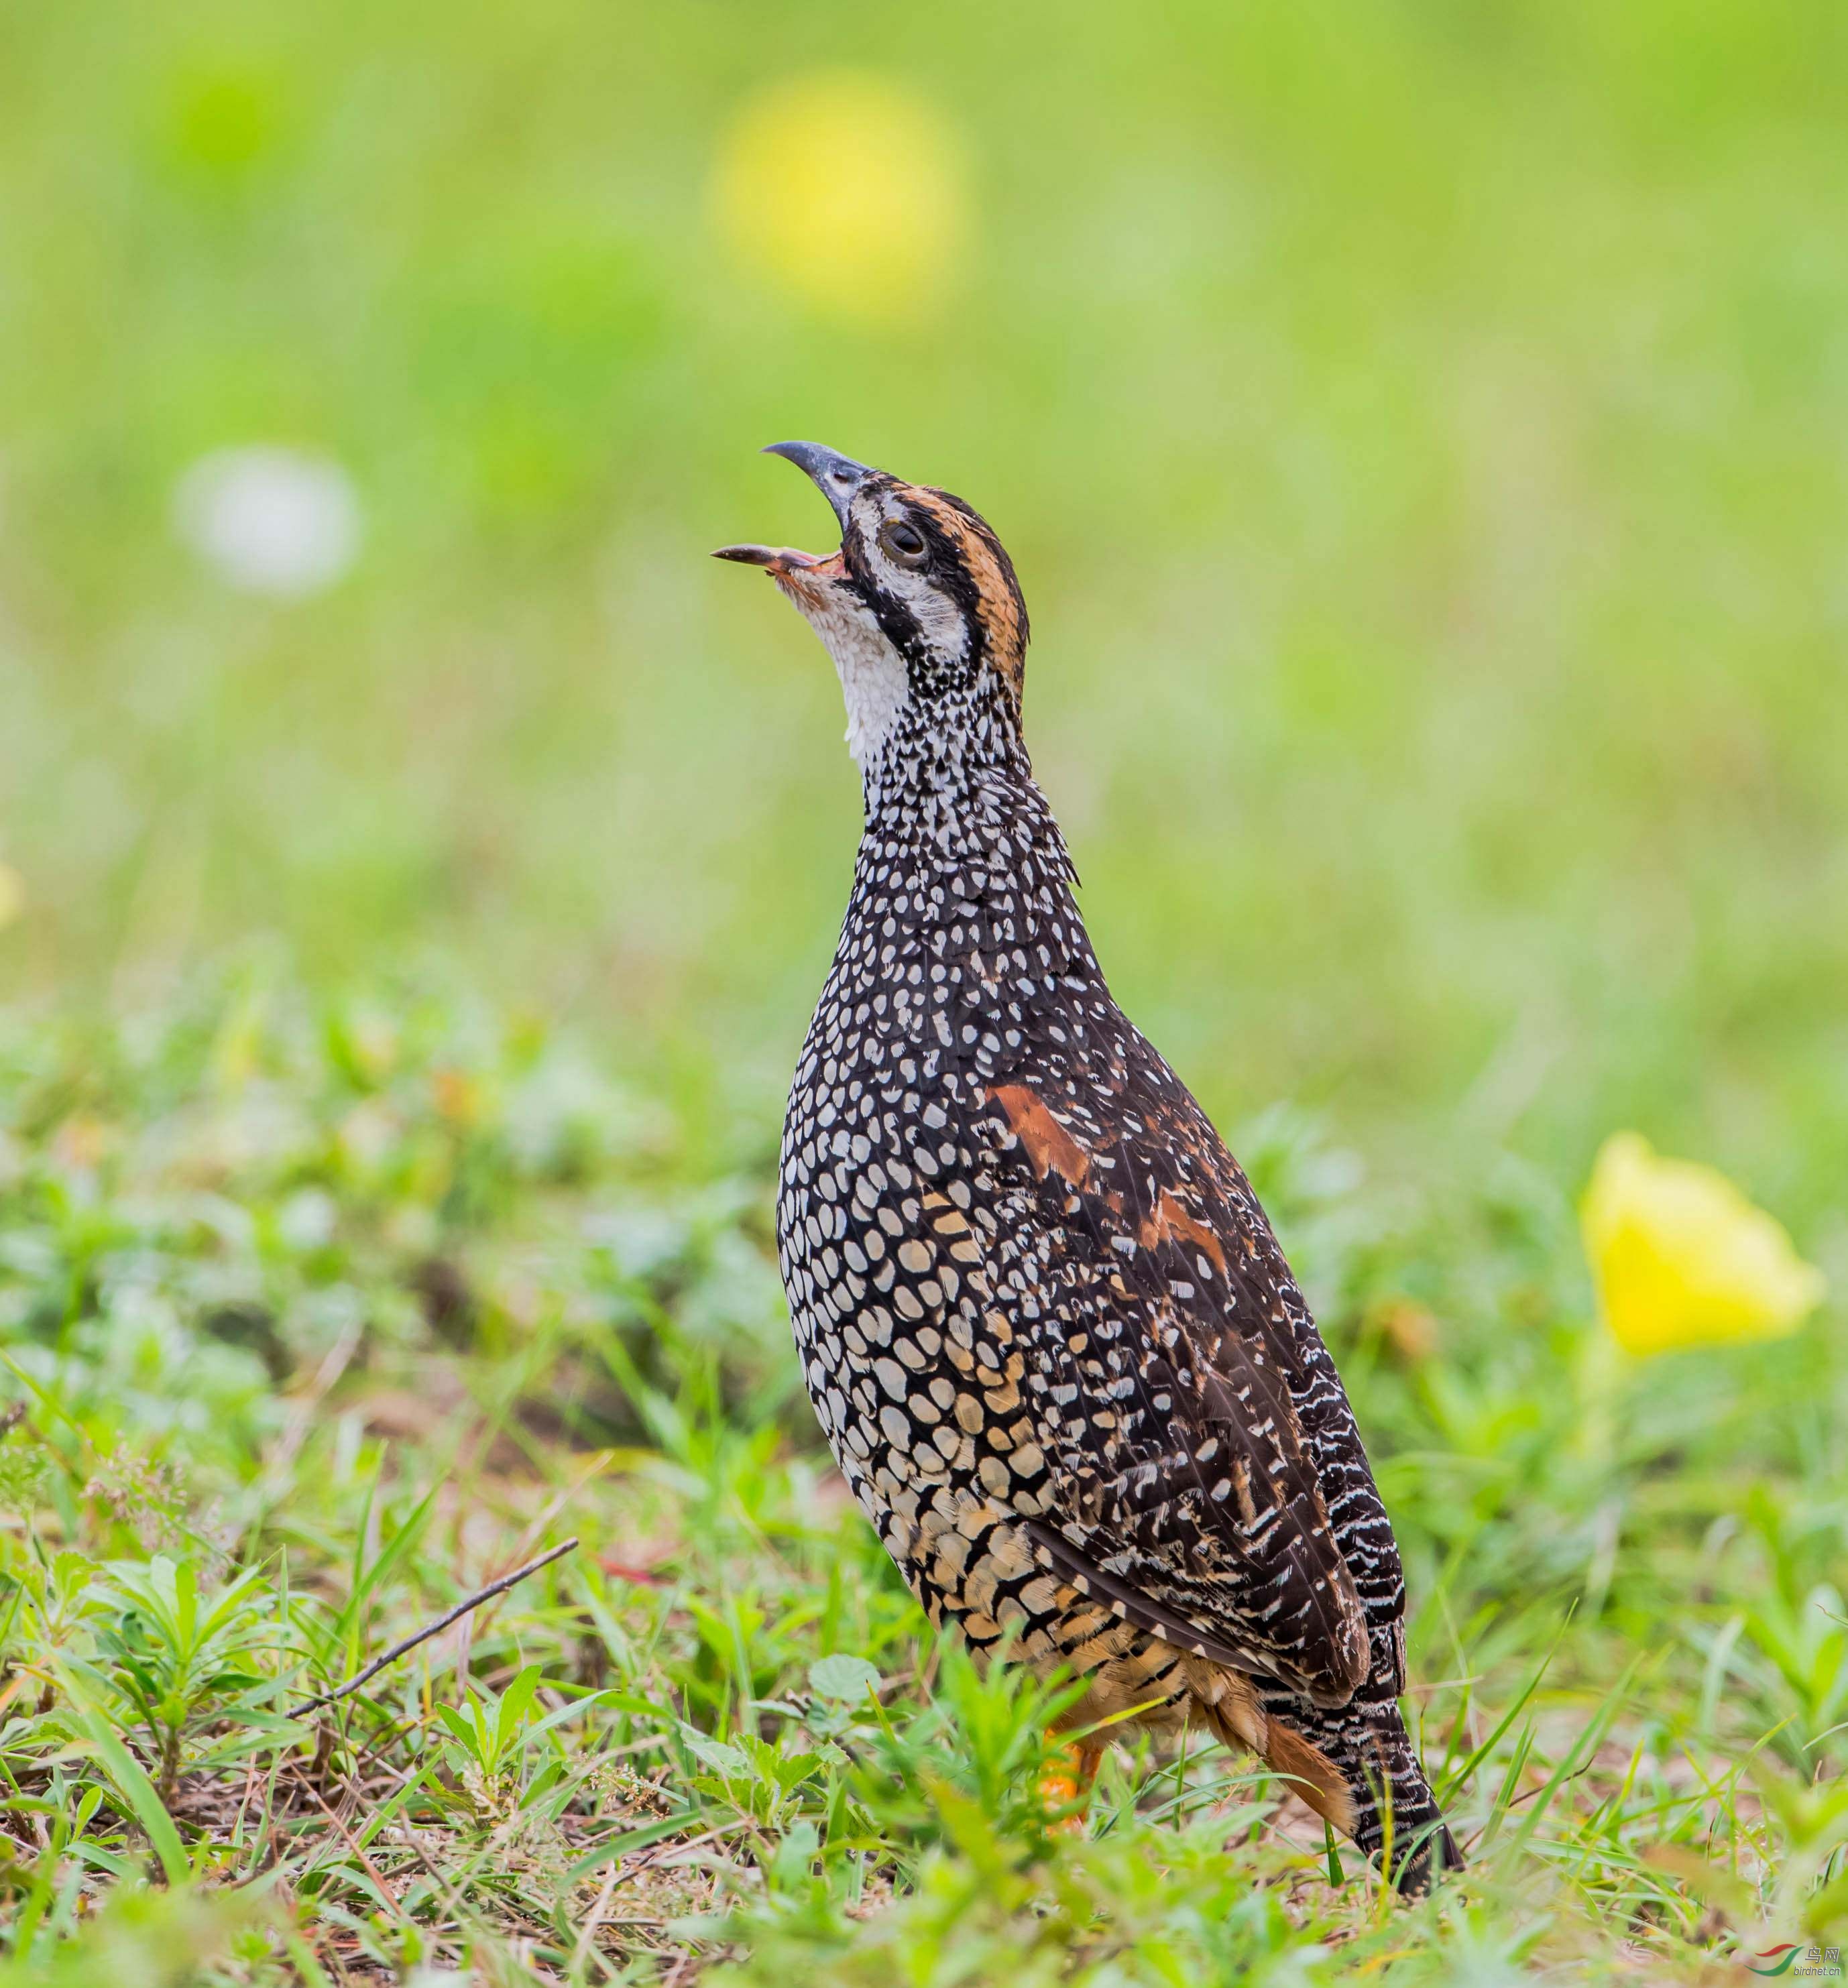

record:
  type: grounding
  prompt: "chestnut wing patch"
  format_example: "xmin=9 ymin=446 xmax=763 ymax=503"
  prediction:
xmin=981 ymin=1069 xmax=1373 ymax=1708
xmin=990 ymin=1081 xmax=1091 ymax=1187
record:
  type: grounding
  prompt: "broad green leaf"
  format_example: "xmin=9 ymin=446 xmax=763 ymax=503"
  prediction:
xmin=681 ymin=1729 xmax=751 ymax=1778
xmin=809 ymin=1654 xmax=882 ymax=1702
xmin=492 ymin=1662 xmax=544 ymax=1757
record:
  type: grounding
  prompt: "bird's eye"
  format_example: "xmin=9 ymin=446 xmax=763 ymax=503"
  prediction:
xmin=878 ymin=520 xmax=929 ymax=569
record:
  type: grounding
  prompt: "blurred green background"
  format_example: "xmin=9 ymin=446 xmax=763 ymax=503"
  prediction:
xmin=3 ymin=0 xmax=1845 ymax=1218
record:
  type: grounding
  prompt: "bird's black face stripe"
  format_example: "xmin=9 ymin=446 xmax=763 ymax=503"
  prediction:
xmin=842 ymin=500 xmax=986 ymax=685
xmin=915 ymin=512 xmax=986 ymax=664
xmin=928 ymin=487 xmax=1030 ymax=656
xmin=841 ymin=541 xmax=927 ymax=662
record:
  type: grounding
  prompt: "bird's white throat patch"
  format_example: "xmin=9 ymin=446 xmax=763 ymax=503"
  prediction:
xmin=787 ymin=584 xmax=912 ymax=770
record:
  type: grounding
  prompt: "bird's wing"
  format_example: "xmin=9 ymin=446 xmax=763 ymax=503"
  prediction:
xmin=973 ymin=1025 xmax=1396 ymax=1708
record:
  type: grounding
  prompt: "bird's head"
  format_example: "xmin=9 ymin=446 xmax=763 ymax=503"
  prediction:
xmin=715 ymin=442 xmax=1029 ymax=772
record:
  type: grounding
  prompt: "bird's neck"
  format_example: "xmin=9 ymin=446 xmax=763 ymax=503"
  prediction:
xmin=848 ymin=695 xmax=1089 ymax=965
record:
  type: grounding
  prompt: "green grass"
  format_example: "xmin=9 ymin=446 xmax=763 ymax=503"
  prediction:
xmin=0 ymin=973 xmax=1841 ymax=1983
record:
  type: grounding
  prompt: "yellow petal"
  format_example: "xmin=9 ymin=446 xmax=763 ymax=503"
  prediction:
xmin=0 ymin=862 xmax=23 ymax=933
xmin=1581 ymin=1132 xmax=1826 ymax=1358
xmin=709 ymin=72 xmax=968 ymax=325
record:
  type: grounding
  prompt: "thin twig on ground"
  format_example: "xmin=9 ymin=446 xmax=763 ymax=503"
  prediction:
xmin=288 ymin=1537 xmax=579 ymax=1717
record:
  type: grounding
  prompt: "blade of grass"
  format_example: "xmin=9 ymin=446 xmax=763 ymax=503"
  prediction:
xmin=56 ymin=1665 xmax=190 ymax=1886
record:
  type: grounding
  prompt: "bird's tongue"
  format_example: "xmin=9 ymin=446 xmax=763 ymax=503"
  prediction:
xmin=711 ymin=542 xmax=825 ymax=569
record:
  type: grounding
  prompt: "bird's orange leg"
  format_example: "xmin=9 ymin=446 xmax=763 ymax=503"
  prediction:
xmin=1038 ymin=1738 xmax=1102 ymax=1832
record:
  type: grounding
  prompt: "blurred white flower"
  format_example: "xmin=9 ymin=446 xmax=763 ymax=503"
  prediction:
xmin=172 ymin=446 xmax=361 ymax=597
xmin=276 ymin=1187 xmax=339 ymax=1254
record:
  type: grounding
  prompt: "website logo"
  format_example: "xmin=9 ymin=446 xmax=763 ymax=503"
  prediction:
xmin=1747 ymin=1946 xmax=1844 ymax=1980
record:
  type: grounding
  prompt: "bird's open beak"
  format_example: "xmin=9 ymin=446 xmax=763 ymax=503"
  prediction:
xmin=760 ymin=440 xmax=873 ymax=526
xmin=711 ymin=441 xmax=876 ymax=574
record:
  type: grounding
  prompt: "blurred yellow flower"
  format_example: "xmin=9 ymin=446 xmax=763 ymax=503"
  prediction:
xmin=0 ymin=862 xmax=24 ymax=933
xmin=1582 ymin=1132 xmax=1825 ymax=1357
xmin=709 ymin=72 xmax=968 ymax=325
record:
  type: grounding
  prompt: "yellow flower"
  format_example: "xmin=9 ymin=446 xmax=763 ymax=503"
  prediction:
xmin=1582 ymin=1132 xmax=1825 ymax=1357
xmin=0 ymin=862 xmax=23 ymax=933
xmin=709 ymin=72 xmax=968 ymax=325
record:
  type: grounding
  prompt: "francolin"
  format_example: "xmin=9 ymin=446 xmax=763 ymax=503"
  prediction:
xmin=716 ymin=442 xmax=1459 ymax=1889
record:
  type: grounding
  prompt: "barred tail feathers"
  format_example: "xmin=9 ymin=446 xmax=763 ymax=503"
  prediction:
xmin=1287 ymin=1694 xmax=1460 ymax=1893
xmin=1197 ymin=1653 xmax=1460 ymax=1893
